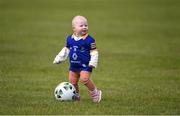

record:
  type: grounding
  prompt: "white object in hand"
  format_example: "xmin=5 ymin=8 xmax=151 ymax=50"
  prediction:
xmin=53 ymin=47 xmax=70 ymax=64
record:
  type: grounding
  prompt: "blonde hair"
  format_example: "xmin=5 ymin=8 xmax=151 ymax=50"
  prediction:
xmin=72 ymin=15 xmax=88 ymax=27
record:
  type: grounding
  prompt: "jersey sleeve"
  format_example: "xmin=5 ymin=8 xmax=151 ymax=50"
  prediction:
xmin=89 ymin=38 xmax=97 ymax=51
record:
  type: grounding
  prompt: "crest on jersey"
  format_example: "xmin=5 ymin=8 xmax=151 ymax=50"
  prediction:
xmin=81 ymin=47 xmax=85 ymax=50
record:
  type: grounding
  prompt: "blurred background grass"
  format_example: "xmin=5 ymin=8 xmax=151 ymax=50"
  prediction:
xmin=0 ymin=0 xmax=180 ymax=114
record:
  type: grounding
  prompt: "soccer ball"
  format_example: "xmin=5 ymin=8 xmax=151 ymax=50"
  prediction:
xmin=54 ymin=82 xmax=76 ymax=101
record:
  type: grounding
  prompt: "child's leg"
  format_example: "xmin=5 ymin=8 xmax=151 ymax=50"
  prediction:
xmin=79 ymin=71 xmax=95 ymax=91
xmin=80 ymin=71 xmax=102 ymax=103
xmin=68 ymin=71 xmax=80 ymax=93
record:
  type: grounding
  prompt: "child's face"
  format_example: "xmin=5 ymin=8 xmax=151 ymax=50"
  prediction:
xmin=73 ymin=18 xmax=88 ymax=36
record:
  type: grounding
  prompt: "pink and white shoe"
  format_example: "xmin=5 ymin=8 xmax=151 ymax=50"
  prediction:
xmin=90 ymin=89 xmax=102 ymax=103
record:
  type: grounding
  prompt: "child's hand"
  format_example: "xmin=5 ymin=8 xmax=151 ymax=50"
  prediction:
xmin=89 ymin=65 xmax=95 ymax=68
xmin=89 ymin=61 xmax=97 ymax=68
xmin=53 ymin=47 xmax=70 ymax=64
xmin=53 ymin=60 xmax=61 ymax=64
xmin=53 ymin=55 xmax=62 ymax=64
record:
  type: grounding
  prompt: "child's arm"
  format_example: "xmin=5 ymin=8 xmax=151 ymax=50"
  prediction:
xmin=53 ymin=47 xmax=70 ymax=64
xmin=89 ymin=50 xmax=98 ymax=68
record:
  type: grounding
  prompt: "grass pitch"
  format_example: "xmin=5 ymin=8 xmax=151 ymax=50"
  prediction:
xmin=0 ymin=0 xmax=180 ymax=115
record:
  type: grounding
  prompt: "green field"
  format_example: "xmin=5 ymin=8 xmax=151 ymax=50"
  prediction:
xmin=1 ymin=0 xmax=180 ymax=115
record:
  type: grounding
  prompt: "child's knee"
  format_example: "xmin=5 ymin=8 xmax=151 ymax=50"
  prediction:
xmin=69 ymin=80 xmax=76 ymax=85
xmin=80 ymin=77 xmax=90 ymax=85
xmin=69 ymin=71 xmax=80 ymax=88
xmin=80 ymin=71 xmax=91 ymax=84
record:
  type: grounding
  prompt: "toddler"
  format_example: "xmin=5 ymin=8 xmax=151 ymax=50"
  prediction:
xmin=53 ymin=15 xmax=102 ymax=103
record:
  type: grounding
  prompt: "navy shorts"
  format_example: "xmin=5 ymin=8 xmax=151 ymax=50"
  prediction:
xmin=69 ymin=66 xmax=93 ymax=72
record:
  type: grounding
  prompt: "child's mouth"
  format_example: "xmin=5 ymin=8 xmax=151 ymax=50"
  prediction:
xmin=82 ymin=30 xmax=87 ymax=34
